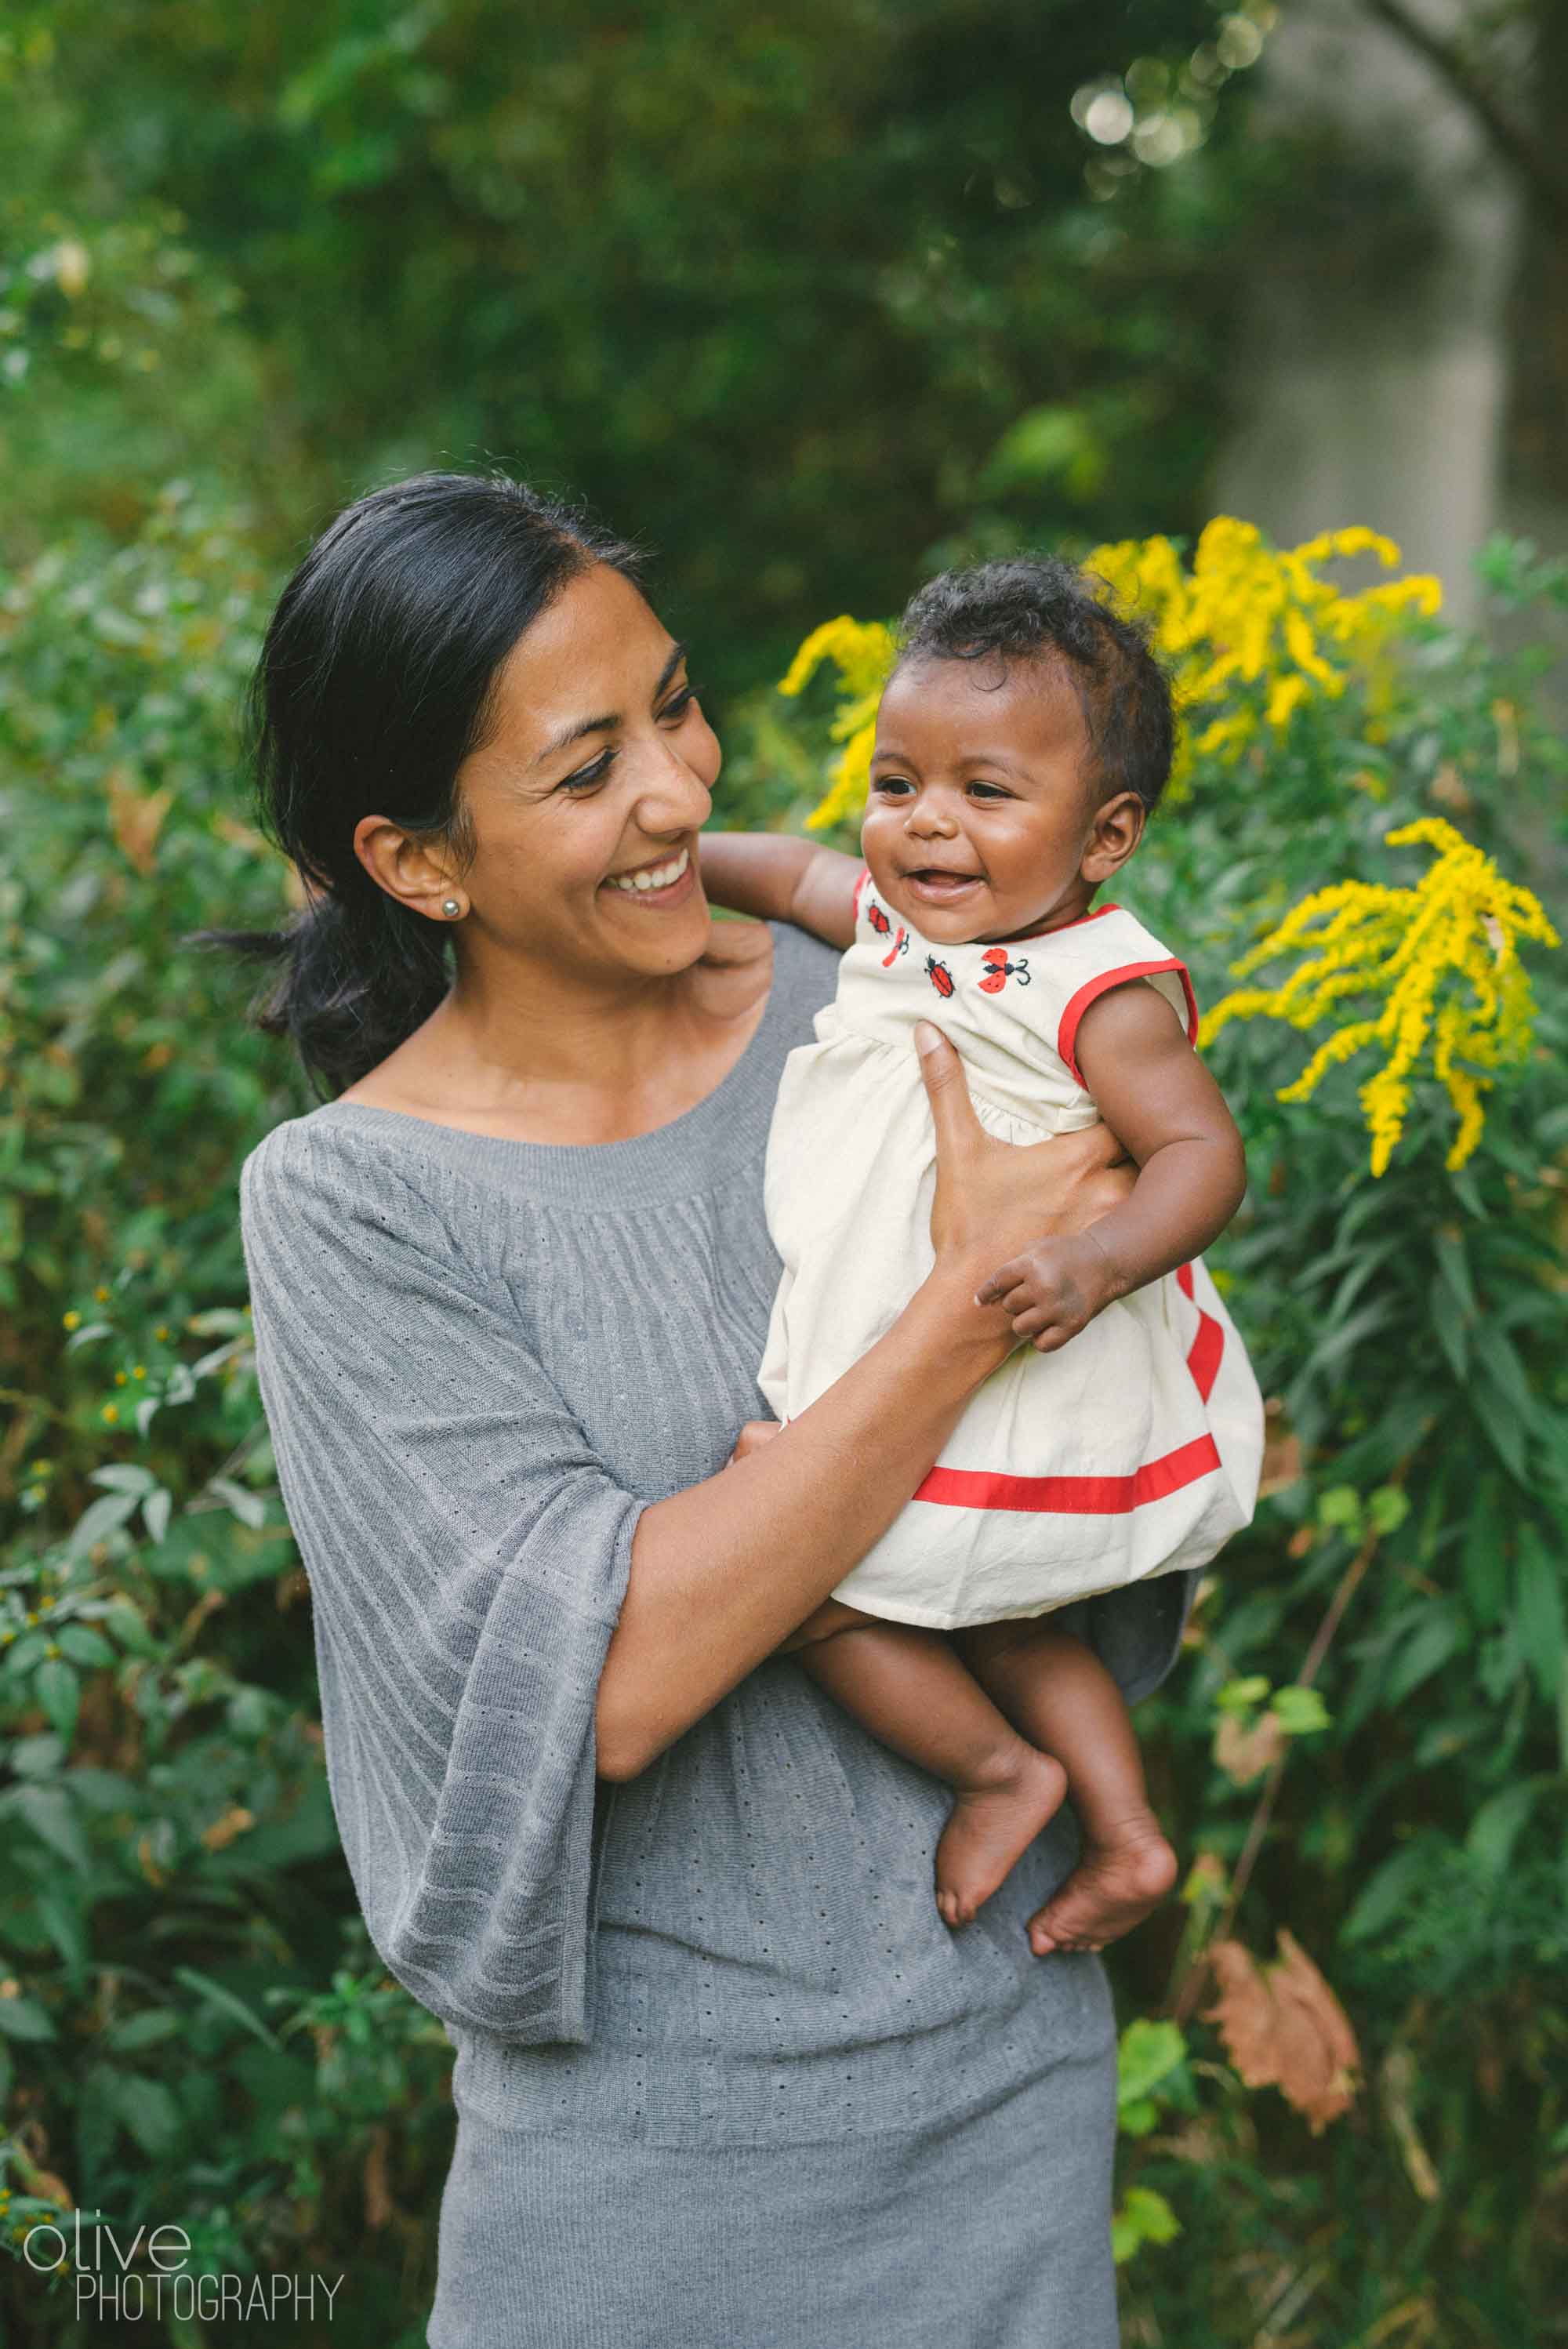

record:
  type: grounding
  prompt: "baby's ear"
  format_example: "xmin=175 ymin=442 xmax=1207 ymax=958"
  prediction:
xmin=1081 ymin=790 xmax=1145 ymax=883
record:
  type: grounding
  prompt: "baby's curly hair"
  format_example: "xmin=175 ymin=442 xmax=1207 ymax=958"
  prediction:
xmin=895 ymin=556 xmax=1173 ymax=813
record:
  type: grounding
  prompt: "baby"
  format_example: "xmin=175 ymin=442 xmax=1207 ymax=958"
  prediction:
xmin=701 ymin=557 xmax=1265 ymax=1956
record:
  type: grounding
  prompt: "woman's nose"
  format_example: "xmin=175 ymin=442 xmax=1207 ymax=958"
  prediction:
xmin=633 ymin=734 xmax=713 ymax=833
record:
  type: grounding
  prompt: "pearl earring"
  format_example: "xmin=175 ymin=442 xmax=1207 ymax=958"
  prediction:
xmin=441 ymin=898 xmax=463 ymax=919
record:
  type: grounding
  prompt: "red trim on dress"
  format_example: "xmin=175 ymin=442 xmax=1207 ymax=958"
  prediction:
xmin=852 ymin=866 xmax=873 ymax=921
xmin=1175 ymin=1263 xmax=1225 ymax=1403
xmin=1056 ymin=957 xmax=1199 ymax=1085
xmin=913 ymin=1434 xmax=1221 ymax=1516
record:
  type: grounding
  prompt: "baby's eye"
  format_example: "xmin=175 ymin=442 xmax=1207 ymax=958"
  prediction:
xmin=967 ymin=782 xmax=1011 ymax=801
xmin=872 ymin=775 xmax=913 ymax=796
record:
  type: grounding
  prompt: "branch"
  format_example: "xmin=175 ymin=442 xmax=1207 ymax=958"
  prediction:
xmin=1362 ymin=0 xmax=1568 ymax=226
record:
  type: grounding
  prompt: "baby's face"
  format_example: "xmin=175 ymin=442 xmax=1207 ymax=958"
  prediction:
xmin=861 ymin=655 xmax=1129 ymax=946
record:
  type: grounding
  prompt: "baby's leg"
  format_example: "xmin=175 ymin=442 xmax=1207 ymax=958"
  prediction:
xmin=784 ymin=1606 xmax=1067 ymax=1928
xmin=955 ymin=1621 xmax=1178 ymax=1955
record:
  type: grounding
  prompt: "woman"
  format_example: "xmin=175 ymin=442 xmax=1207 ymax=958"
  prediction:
xmin=227 ymin=472 xmax=1196 ymax=2348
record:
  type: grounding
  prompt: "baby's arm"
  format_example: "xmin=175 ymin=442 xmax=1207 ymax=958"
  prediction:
xmin=978 ymin=981 xmax=1247 ymax=1352
xmin=699 ymin=832 xmax=862 ymax=950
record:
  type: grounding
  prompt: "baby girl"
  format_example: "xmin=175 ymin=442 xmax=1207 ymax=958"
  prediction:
xmin=700 ymin=557 xmax=1265 ymax=1956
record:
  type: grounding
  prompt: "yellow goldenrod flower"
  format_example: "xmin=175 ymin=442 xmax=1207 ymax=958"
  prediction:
xmin=1083 ymin=519 xmax=1440 ymax=796
xmin=62 ymin=1310 xmax=81 ymax=1331
xmin=1201 ymin=818 xmax=1559 ymax=1174
xmin=776 ymin=618 xmax=898 ymax=834
xmin=786 ymin=522 xmax=1442 ymax=830
xmin=101 ymin=1403 xmax=119 ymax=1424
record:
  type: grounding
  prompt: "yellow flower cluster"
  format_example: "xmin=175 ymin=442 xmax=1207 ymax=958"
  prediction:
xmin=1084 ymin=521 xmax=1443 ymax=791
xmin=1200 ymin=818 xmax=1559 ymax=1175
xmin=779 ymin=521 xmax=1442 ymax=830
xmin=776 ymin=615 xmax=898 ymax=833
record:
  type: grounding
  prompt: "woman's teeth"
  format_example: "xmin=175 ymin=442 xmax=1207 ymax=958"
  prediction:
xmin=605 ymin=847 xmax=690 ymax=894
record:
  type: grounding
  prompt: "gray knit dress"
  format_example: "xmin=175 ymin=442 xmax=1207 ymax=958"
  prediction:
xmin=238 ymin=919 xmax=1195 ymax=2349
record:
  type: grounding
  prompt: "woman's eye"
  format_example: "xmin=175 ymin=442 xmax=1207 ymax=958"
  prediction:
xmin=559 ymin=747 xmax=617 ymax=793
xmin=660 ymin=684 xmax=699 ymax=722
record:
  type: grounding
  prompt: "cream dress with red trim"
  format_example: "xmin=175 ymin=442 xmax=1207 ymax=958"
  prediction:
xmin=758 ymin=873 xmax=1265 ymax=1629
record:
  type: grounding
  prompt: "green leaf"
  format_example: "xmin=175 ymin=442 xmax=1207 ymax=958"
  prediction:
xmin=107 ymin=2071 xmax=182 ymax=2156
xmin=1317 ymin=1487 xmax=1363 ymax=1531
xmin=65 ymin=1490 xmax=140 ymax=1558
xmin=142 ymin=1487 xmax=172 ymax=1545
xmin=208 ymin=1476 xmax=266 ymax=1530
xmin=1216 ymin=1675 xmax=1271 ymax=1713
xmin=1460 ymin=1481 xmax=1506 ymax=1621
xmin=34 ymin=1657 xmax=80 ymax=1744
xmin=89 ymin=1464 xmax=157 ymax=1497
xmin=104 ymin=2010 xmax=182 ymax=2054
xmin=56 ymin=1625 xmax=114 ymax=1668
xmin=172 ymin=1964 xmax=283 ymax=2053
xmin=1381 ymin=1610 xmax=1464 ymax=1707
xmin=1367 ymin=1487 xmax=1410 ymax=1536
xmin=0 ymin=1998 xmax=56 ymax=2043
xmin=1465 ymin=1777 xmax=1550 ymax=1877
xmin=9 ymin=1734 xmax=64 ymax=1779
xmin=1515 ymin=1530 xmax=1566 ymax=1702
xmin=9 ymin=1783 xmax=90 ymax=1872
xmin=1112 ymin=2185 xmax=1181 ymax=2263
xmin=1272 ymin=1685 xmax=1331 ymax=1735
xmin=103 ymin=1599 xmax=158 ymax=1657
xmin=1117 ymin=2017 xmax=1187 ymax=2108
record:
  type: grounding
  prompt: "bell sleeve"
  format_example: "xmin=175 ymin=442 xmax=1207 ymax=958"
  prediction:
xmin=238 ymin=1118 xmax=645 ymax=2049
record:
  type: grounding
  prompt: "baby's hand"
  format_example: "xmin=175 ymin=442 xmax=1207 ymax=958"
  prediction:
xmin=975 ymin=1233 xmax=1120 ymax=1354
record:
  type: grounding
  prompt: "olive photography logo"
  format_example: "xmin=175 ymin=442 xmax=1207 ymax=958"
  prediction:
xmin=22 ymin=2209 xmax=345 ymax=2325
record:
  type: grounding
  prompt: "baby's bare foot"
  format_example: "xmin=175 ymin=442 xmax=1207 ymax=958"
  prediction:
xmin=1027 ymin=1811 xmax=1178 ymax=1955
xmin=935 ymin=1745 xmax=1068 ymax=1929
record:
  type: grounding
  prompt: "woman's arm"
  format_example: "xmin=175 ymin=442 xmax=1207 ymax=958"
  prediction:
xmin=977 ymin=983 xmax=1247 ymax=1352
xmin=699 ymin=830 xmax=862 ymax=949
xmin=593 ymin=1022 xmax=1134 ymax=1777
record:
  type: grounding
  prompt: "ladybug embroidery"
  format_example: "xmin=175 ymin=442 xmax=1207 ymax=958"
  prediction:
xmin=925 ymin=956 xmax=954 ymax=999
xmin=978 ymin=946 xmax=1032 ymax=995
xmin=881 ymin=925 xmax=909 ymax=967
xmin=865 ymin=900 xmax=891 ymax=936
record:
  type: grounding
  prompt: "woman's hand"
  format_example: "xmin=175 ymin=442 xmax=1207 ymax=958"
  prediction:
xmin=916 ymin=1018 xmax=1134 ymax=1334
xmin=725 ymin=1418 xmax=782 ymax=1469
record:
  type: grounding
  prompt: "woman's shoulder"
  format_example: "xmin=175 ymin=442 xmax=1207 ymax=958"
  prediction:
xmin=239 ymin=1102 xmax=477 ymax=1280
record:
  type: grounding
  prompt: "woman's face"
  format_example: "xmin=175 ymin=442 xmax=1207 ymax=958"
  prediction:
xmin=382 ymin=561 xmax=722 ymax=989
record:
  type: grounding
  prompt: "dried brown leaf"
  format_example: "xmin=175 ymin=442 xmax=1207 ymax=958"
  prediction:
xmin=107 ymin=770 xmax=173 ymax=877
xmin=1203 ymin=1930 xmax=1360 ymax=2134
xmin=1214 ymin=1708 xmax=1285 ymax=1785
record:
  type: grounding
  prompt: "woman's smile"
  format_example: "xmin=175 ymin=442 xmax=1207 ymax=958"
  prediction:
xmin=601 ymin=841 xmax=696 ymax=904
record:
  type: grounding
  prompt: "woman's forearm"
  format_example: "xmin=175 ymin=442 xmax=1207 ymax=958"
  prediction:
xmin=595 ymin=1269 xmax=1007 ymax=1777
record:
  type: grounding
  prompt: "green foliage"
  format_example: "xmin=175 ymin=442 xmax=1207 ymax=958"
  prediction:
xmin=0 ymin=497 xmax=459 ymax=2341
xmin=741 ymin=543 xmax=1568 ymax=2340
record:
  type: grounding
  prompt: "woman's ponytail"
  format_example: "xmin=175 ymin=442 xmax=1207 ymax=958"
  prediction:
xmin=191 ymin=470 xmax=642 ymax=1098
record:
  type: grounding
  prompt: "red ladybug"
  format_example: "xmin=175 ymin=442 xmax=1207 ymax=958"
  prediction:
xmin=978 ymin=946 xmax=1032 ymax=995
xmin=925 ymin=956 xmax=954 ymax=999
xmin=866 ymin=900 xmax=891 ymax=936
xmin=881 ymin=926 xmax=909 ymax=967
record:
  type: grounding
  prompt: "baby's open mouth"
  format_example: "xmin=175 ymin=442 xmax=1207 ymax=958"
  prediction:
xmin=902 ymin=867 xmax=983 ymax=898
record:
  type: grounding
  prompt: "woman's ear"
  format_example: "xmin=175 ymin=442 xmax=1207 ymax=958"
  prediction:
xmin=1080 ymin=790 xmax=1146 ymax=886
xmin=352 ymin=811 xmax=463 ymax=923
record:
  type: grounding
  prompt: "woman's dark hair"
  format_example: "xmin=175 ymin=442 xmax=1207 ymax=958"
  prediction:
xmin=193 ymin=470 xmax=644 ymax=1098
xmin=893 ymin=556 xmax=1174 ymax=814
